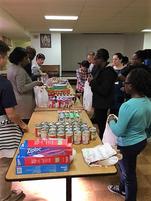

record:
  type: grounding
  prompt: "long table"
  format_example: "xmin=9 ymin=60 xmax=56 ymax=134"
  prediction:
xmin=6 ymin=110 xmax=117 ymax=201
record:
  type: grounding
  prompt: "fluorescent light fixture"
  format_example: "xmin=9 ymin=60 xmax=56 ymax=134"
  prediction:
xmin=49 ymin=28 xmax=73 ymax=32
xmin=141 ymin=29 xmax=151 ymax=32
xmin=45 ymin=15 xmax=78 ymax=20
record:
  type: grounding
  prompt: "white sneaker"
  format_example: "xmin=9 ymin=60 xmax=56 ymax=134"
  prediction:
xmin=3 ymin=190 xmax=25 ymax=201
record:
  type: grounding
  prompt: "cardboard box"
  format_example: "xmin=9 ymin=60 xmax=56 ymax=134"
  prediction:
xmin=19 ymin=146 xmax=72 ymax=157
xmin=16 ymin=154 xmax=70 ymax=166
xmin=22 ymin=139 xmax=71 ymax=148
xmin=16 ymin=164 xmax=69 ymax=174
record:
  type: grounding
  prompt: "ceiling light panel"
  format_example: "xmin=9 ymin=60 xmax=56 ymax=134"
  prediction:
xmin=49 ymin=28 xmax=73 ymax=32
xmin=45 ymin=16 xmax=78 ymax=20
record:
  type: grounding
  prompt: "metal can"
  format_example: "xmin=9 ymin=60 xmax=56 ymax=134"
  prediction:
xmin=66 ymin=130 xmax=73 ymax=143
xmin=48 ymin=130 xmax=56 ymax=138
xmin=73 ymin=130 xmax=81 ymax=144
xmin=57 ymin=131 xmax=65 ymax=139
xmin=82 ymin=130 xmax=90 ymax=144
xmin=35 ymin=125 xmax=41 ymax=137
xmin=89 ymin=127 xmax=97 ymax=140
xmin=40 ymin=128 xmax=47 ymax=139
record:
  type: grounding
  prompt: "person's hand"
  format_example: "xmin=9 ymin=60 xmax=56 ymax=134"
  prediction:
xmin=36 ymin=81 xmax=43 ymax=86
xmin=108 ymin=114 xmax=117 ymax=123
xmin=21 ymin=124 xmax=29 ymax=132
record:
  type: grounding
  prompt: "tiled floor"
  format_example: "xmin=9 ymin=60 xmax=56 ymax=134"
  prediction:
xmin=12 ymin=142 xmax=151 ymax=201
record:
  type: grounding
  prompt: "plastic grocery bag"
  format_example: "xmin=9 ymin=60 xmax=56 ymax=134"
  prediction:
xmin=102 ymin=121 xmax=117 ymax=146
xmin=83 ymin=80 xmax=93 ymax=112
xmin=34 ymin=86 xmax=49 ymax=107
xmin=82 ymin=143 xmax=122 ymax=167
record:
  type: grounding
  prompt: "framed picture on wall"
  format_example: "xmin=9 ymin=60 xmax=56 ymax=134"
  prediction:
xmin=40 ymin=34 xmax=51 ymax=48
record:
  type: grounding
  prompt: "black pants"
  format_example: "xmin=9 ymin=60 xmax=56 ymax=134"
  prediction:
xmin=94 ymin=108 xmax=108 ymax=140
xmin=118 ymin=139 xmax=147 ymax=201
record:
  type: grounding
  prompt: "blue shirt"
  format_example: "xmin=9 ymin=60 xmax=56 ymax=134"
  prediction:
xmin=109 ymin=97 xmax=151 ymax=146
xmin=0 ymin=75 xmax=17 ymax=115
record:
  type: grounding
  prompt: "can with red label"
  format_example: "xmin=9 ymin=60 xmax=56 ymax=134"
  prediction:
xmin=66 ymin=130 xmax=73 ymax=143
xmin=35 ymin=125 xmax=41 ymax=137
xmin=57 ymin=131 xmax=65 ymax=139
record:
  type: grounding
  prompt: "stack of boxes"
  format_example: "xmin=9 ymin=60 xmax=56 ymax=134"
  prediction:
xmin=16 ymin=139 xmax=72 ymax=175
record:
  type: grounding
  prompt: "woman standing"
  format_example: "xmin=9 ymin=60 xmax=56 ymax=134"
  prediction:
xmin=31 ymin=53 xmax=46 ymax=80
xmin=110 ymin=53 xmax=126 ymax=116
xmin=0 ymin=41 xmax=28 ymax=201
xmin=108 ymin=68 xmax=151 ymax=201
xmin=7 ymin=47 xmax=43 ymax=123
xmin=88 ymin=48 xmax=117 ymax=139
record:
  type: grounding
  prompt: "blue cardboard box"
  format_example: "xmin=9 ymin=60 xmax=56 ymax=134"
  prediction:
xmin=16 ymin=164 xmax=69 ymax=175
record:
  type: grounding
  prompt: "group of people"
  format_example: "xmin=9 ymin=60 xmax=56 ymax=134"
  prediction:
xmin=0 ymin=39 xmax=151 ymax=201
xmin=76 ymin=48 xmax=151 ymax=201
xmin=0 ymin=41 xmax=47 ymax=201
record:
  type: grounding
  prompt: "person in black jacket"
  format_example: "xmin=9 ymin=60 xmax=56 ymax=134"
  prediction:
xmin=88 ymin=48 xmax=117 ymax=139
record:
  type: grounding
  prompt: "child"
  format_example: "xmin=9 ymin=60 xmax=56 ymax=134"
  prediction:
xmin=76 ymin=60 xmax=89 ymax=95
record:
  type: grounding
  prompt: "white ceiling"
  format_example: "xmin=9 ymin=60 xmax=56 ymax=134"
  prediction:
xmin=0 ymin=0 xmax=151 ymax=39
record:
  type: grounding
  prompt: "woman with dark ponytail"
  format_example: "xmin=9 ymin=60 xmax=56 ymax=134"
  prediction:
xmin=108 ymin=68 xmax=151 ymax=201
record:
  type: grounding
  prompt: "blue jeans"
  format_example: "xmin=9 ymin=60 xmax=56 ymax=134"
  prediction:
xmin=117 ymin=139 xmax=147 ymax=201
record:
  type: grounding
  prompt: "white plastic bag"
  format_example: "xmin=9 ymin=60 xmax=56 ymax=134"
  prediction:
xmin=34 ymin=86 xmax=49 ymax=107
xmin=82 ymin=143 xmax=119 ymax=166
xmin=102 ymin=121 xmax=117 ymax=146
xmin=83 ymin=80 xmax=92 ymax=112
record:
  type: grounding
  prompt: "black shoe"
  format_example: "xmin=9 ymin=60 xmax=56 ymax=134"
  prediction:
xmin=4 ymin=190 xmax=25 ymax=201
xmin=107 ymin=184 xmax=126 ymax=197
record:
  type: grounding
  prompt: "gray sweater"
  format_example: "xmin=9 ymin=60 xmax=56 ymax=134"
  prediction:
xmin=7 ymin=64 xmax=39 ymax=119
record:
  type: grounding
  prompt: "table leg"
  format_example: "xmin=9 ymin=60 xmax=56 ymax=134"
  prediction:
xmin=66 ymin=177 xmax=72 ymax=201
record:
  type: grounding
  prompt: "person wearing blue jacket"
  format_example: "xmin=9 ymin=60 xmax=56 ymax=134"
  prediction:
xmin=108 ymin=68 xmax=151 ymax=201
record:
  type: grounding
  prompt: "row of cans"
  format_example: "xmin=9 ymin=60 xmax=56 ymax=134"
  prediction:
xmin=35 ymin=121 xmax=97 ymax=144
xmin=58 ymin=111 xmax=80 ymax=122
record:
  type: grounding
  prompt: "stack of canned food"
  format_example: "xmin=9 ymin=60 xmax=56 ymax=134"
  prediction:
xmin=35 ymin=121 xmax=97 ymax=145
xmin=58 ymin=110 xmax=80 ymax=122
xmin=48 ymin=95 xmax=76 ymax=108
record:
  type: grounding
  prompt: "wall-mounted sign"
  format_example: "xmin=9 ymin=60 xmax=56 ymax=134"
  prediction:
xmin=40 ymin=34 xmax=51 ymax=48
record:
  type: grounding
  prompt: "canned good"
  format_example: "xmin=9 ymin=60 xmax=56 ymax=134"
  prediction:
xmin=66 ymin=131 xmax=73 ymax=143
xmin=48 ymin=130 xmax=56 ymax=138
xmin=89 ymin=127 xmax=97 ymax=140
xmin=40 ymin=128 xmax=47 ymax=139
xmin=57 ymin=131 xmax=65 ymax=139
xmin=35 ymin=125 xmax=41 ymax=137
xmin=82 ymin=130 xmax=90 ymax=144
xmin=73 ymin=130 xmax=81 ymax=144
